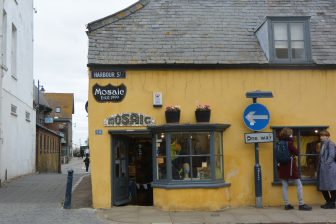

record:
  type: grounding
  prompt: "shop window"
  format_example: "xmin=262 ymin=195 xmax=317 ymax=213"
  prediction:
xmin=272 ymin=126 xmax=328 ymax=184
xmin=150 ymin=124 xmax=229 ymax=188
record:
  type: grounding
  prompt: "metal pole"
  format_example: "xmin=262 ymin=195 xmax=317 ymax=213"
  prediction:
xmin=254 ymin=142 xmax=262 ymax=207
xmin=253 ymin=97 xmax=262 ymax=208
xmin=63 ymin=169 xmax=73 ymax=209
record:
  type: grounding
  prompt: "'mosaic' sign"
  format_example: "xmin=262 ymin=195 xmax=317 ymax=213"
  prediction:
xmin=104 ymin=113 xmax=155 ymax=127
xmin=93 ymin=83 xmax=127 ymax=102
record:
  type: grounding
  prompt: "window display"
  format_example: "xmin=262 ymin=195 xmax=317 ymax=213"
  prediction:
xmin=149 ymin=124 xmax=229 ymax=188
xmin=272 ymin=126 xmax=328 ymax=183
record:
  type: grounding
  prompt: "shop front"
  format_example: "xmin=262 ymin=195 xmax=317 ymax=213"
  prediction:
xmin=86 ymin=0 xmax=336 ymax=211
xmin=87 ymin=68 xmax=336 ymax=210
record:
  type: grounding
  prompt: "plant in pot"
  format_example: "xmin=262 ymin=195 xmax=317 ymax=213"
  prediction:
xmin=195 ymin=104 xmax=211 ymax=122
xmin=165 ymin=105 xmax=181 ymax=123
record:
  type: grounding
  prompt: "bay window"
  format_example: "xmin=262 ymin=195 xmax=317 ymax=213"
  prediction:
xmin=149 ymin=124 xmax=230 ymax=188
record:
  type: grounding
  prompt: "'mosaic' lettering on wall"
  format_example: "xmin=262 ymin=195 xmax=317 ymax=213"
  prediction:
xmin=104 ymin=113 xmax=155 ymax=127
xmin=92 ymin=83 xmax=127 ymax=102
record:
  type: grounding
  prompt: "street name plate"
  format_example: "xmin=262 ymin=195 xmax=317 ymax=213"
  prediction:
xmin=244 ymin=132 xmax=273 ymax=144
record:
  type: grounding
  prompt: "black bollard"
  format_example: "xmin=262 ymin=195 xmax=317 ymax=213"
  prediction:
xmin=63 ymin=170 xmax=74 ymax=209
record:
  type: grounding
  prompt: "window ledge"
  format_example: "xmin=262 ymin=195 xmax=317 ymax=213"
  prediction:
xmin=272 ymin=179 xmax=317 ymax=186
xmin=152 ymin=181 xmax=231 ymax=189
xmin=11 ymin=74 xmax=17 ymax=80
xmin=11 ymin=112 xmax=17 ymax=117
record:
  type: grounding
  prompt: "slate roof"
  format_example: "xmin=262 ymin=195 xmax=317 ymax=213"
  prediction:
xmin=87 ymin=0 xmax=336 ymax=66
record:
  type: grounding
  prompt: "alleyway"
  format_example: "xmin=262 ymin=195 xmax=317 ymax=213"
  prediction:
xmin=0 ymin=158 xmax=103 ymax=224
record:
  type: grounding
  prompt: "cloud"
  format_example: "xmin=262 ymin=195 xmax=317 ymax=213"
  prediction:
xmin=34 ymin=0 xmax=138 ymax=146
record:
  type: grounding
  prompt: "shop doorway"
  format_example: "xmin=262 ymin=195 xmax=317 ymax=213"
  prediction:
xmin=111 ymin=133 xmax=153 ymax=206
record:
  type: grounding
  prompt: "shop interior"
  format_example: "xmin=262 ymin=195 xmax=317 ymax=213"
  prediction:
xmin=127 ymin=135 xmax=153 ymax=206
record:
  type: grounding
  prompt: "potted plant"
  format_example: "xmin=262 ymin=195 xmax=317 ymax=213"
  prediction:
xmin=195 ymin=104 xmax=211 ymax=122
xmin=165 ymin=105 xmax=181 ymax=123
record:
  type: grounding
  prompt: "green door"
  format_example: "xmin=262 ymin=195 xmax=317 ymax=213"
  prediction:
xmin=112 ymin=136 xmax=130 ymax=206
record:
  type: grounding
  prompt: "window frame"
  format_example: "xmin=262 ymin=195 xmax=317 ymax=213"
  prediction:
xmin=11 ymin=23 xmax=17 ymax=79
xmin=25 ymin=111 xmax=30 ymax=122
xmin=148 ymin=124 xmax=230 ymax=189
xmin=268 ymin=16 xmax=311 ymax=64
xmin=10 ymin=104 xmax=17 ymax=116
xmin=271 ymin=125 xmax=328 ymax=185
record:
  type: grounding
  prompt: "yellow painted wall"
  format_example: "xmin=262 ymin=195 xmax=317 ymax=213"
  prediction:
xmin=88 ymin=68 xmax=336 ymax=209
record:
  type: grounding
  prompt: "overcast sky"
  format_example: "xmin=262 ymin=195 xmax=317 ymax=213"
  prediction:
xmin=34 ymin=0 xmax=137 ymax=147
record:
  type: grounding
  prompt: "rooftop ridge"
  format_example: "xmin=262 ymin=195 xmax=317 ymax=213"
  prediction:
xmin=86 ymin=0 xmax=149 ymax=32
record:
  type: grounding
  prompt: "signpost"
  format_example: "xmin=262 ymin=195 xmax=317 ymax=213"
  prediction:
xmin=244 ymin=90 xmax=273 ymax=208
xmin=243 ymin=103 xmax=270 ymax=131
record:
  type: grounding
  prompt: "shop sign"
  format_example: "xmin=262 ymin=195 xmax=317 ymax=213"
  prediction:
xmin=91 ymin=70 xmax=125 ymax=79
xmin=104 ymin=113 xmax=155 ymax=127
xmin=93 ymin=83 xmax=127 ymax=102
xmin=244 ymin=132 xmax=273 ymax=144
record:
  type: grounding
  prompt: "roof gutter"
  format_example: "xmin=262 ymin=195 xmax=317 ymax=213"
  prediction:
xmin=87 ymin=63 xmax=336 ymax=70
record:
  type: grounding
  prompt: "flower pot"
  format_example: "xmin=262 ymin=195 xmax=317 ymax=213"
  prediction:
xmin=165 ymin=110 xmax=180 ymax=123
xmin=195 ymin=110 xmax=211 ymax=122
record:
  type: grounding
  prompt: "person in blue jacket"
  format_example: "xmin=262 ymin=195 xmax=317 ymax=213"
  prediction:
xmin=318 ymin=130 xmax=336 ymax=209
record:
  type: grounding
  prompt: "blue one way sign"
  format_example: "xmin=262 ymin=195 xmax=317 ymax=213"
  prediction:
xmin=243 ymin=103 xmax=270 ymax=131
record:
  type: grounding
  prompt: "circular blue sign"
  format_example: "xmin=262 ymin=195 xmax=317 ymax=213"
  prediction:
xmin=243 ymin=103 xmax=270 ymax=131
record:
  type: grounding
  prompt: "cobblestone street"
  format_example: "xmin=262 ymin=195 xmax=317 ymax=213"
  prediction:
xmin=0 ymin=159 xmax=104 ymax=224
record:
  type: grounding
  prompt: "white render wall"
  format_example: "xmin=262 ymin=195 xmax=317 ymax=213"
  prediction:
xmin=0 ymin=0 xmax=35 ymax=181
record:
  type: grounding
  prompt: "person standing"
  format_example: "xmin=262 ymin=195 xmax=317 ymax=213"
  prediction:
xmin=83 ymin=155 xmax=90 ymax=173
xmin=318 ymin=130 xmax=336 ymax=209
xmin=277 ymin=127 xmax=312 ymax=211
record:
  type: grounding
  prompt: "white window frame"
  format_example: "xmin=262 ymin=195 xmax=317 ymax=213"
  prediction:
xmin=11 ymin=23 xmax=17 ymax=79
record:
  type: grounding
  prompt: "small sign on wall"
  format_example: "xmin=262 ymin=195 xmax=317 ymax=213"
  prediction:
xmin=153 ymin=92 xmax=162 ymax=107
xmin=95 ymin=130 xmax=103 ymax=135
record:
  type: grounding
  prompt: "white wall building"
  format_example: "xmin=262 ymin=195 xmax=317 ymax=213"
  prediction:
xmin=0 ymin=0 xmax=35 ymax=182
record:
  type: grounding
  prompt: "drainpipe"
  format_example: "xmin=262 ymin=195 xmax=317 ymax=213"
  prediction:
xmin=0 ymin=0 xmax=4 ymax=184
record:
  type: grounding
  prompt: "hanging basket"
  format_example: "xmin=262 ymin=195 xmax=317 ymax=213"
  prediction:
xmin=195 ymin=110 xmax=211 ymax=122
xmin=165 ymin=110 xmax=180 ymax=123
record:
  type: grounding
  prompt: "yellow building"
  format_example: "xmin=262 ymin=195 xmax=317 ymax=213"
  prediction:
xmin=86 ymin=0 xmax=336 ymax=210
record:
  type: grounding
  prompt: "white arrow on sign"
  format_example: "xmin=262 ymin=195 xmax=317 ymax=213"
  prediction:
xmin=245 ymin=111 xmax=269 ymax=126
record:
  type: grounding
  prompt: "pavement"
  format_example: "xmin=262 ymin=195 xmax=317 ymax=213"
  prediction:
xmin=1 ymin=157 xmax=336 ymax=223
xmin=97 ymin=205 xmax=336 ymax=224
